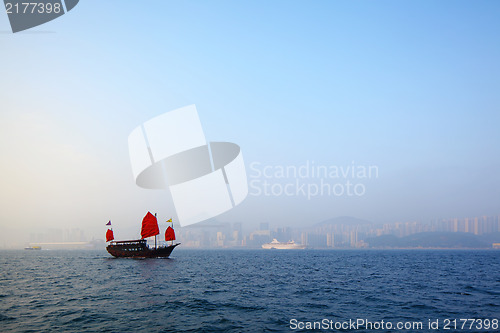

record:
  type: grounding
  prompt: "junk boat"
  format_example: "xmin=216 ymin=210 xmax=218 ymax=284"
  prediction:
xmin=106 ymin=212 xmax=180 ymax=258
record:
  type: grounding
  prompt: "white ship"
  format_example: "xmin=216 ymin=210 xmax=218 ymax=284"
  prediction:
xmin=262 ymin=238 xmax=306 ymax=250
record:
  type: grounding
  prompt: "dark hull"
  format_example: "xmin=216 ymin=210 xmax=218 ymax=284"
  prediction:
xmin=106 ymin=242 xmax=180 ymax=258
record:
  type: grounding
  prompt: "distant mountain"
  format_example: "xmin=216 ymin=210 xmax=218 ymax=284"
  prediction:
xmin=315 ymin=216 xmax=373 ymax=227
xmin=365 ymin=232 xmax=496 ymax=249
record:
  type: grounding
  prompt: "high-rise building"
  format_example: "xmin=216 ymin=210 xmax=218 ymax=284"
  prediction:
xmin=301 ymin=232 xmax=308 ymax=246
xmin=350 ymin=230 xmax=358 ymax=248
xmin=327 ymin=233 xmax=335 ymax=248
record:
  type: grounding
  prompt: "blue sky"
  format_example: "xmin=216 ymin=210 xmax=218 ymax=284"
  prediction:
xmin=0 ymin=1 xmax=499 ymax=242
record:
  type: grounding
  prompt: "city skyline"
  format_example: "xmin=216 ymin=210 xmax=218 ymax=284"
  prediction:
xmin=4 ymin=212 xmax=499 ymax=249
xmin=177 ymin=214 xmax=500 ymax=249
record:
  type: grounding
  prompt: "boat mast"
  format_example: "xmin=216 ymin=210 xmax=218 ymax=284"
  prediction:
xmin=154 ymin=213 xmax=157 ymax=249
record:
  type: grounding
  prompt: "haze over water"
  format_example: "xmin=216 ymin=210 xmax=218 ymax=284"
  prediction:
xmin=1 ymin=1 xmax=500 ymax=244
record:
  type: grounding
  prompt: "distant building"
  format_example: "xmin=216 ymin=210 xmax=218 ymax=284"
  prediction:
xmin=326 ymin=232 xmax=335 ymax=248
xmin=350 ymin=230 xmax=358 ymax=248
xmin=216 ymin=232 xmax=225 ymax=247
xmin=300 ymin=232 xmax=308 ymax=246
xmin=247 ymin=229 xmax=271 ymax=248
xmin=307 ymin=234 xmax=327 ymax=248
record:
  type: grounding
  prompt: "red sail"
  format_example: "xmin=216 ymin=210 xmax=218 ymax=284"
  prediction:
xmin=106 ymin=229 xmax=114 ymax=242
xmin=165 ymin=226 xmax=176 ymax=241
xmin=141 ymin=212 xmax=159 ymax=239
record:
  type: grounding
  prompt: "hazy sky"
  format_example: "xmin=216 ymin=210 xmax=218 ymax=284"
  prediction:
xmin=1 ymin=1 xmax=499 ymax=243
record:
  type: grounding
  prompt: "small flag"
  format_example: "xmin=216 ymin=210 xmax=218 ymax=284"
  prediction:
xmin=106 ymin=221 xmax=111 ymax=226
xmin=166 ymin=218 xmax=172 ymax=223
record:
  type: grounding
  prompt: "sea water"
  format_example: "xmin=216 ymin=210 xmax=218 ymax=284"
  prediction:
xmin=0 ymin=249 xmax=499 ymax=332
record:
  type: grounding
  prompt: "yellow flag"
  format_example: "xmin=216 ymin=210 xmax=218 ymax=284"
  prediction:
xmin=166 ymin=218 xmax=172 ymax=223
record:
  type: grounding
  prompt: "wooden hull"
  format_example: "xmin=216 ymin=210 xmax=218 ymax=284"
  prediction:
xmin=106 ymin=242 xmax=180 ymax=258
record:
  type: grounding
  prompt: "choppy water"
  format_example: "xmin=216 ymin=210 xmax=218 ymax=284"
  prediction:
xmin=1 ymin=249 xmax=499 ymax=332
